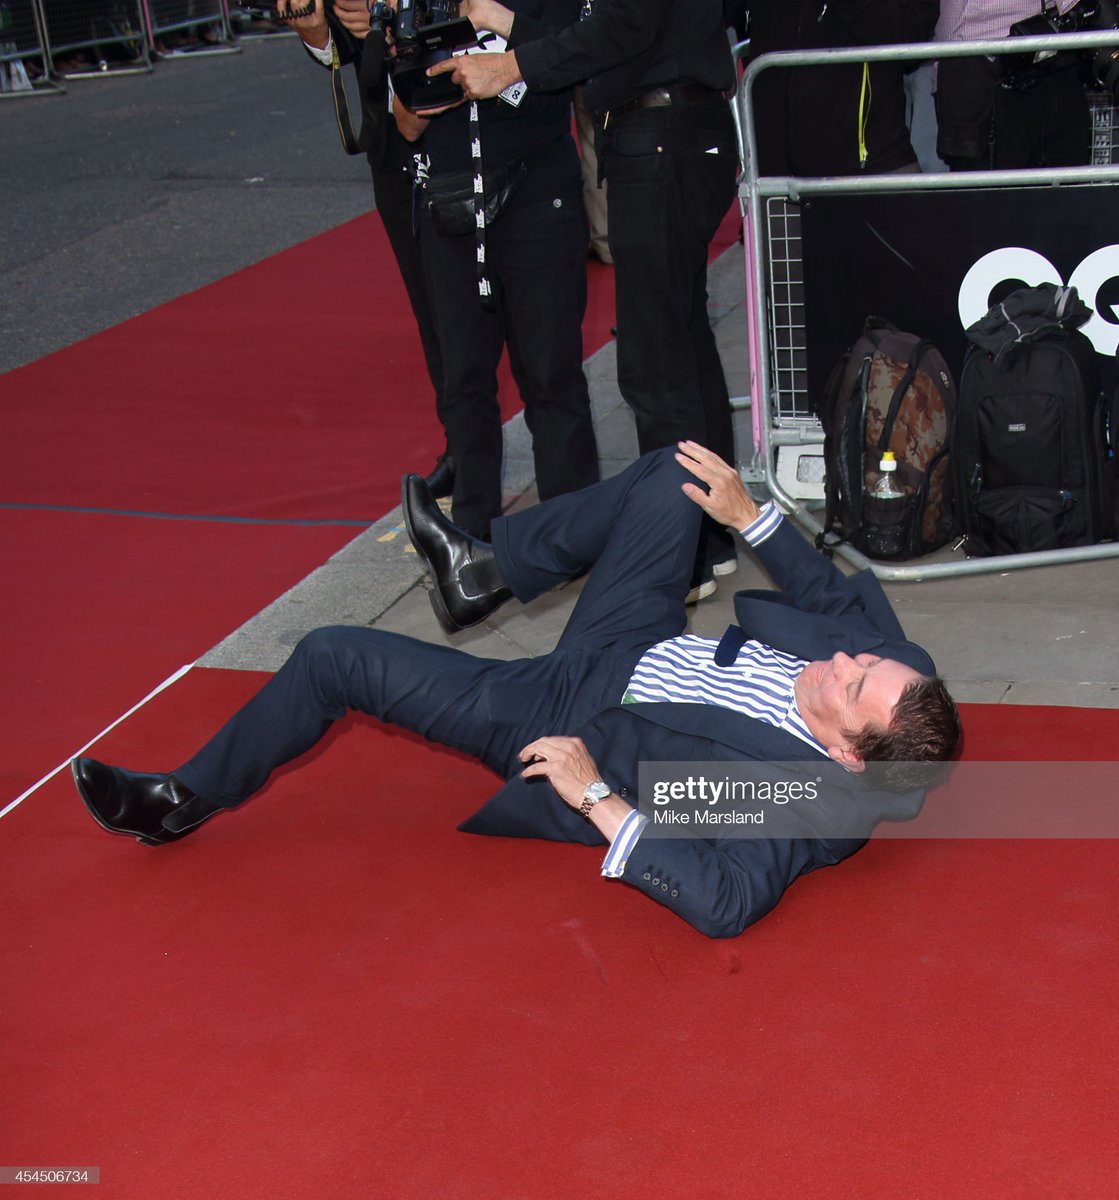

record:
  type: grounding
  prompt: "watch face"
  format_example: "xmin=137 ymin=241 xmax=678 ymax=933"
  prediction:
xmin=584 ymin=781 xmax=611 ymax=803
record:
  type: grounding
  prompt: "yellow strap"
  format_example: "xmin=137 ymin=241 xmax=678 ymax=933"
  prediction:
xmin=857 ymin=61 xmax=871 ymax=167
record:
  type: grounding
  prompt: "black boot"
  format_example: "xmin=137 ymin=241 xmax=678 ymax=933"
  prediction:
xmin=71 ymin=757 xmax=222 ymax=846
xmin=401 ymin=474 xmax=512 ymax=633
xmin=422 ymin=453 xmax=456 ymax=501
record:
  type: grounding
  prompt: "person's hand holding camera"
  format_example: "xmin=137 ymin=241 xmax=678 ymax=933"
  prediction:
xmin=332 ymin=0 xmax=374 ymax=40
xmin=456 ymin=0 xmax=514 ymax=39
xmin=275 ymin=0 xmax=330 ymax=49
xmin=424 ymin=0 xmax=520 ymax=97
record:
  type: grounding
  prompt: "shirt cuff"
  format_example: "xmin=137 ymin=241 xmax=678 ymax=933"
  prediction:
xmin=305 ymin=32 xmax=333 ymax=66
xmin=601 ymin=809 xmax=648 ymax=878
xmin=740 ymin=501 xmax=782 ymax=547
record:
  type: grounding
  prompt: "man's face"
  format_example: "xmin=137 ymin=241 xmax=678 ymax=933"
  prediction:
xmin=795 ymin=653 xmax=923 ymax=766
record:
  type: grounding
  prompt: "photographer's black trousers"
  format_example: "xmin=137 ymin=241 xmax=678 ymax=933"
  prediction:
xmin=601 ymin=97 xmax=739 ymax=575
xmin=418 ymin=193 xmax=599 ymax=538
xmin=372 ymin=122 xmax=446 ymax=429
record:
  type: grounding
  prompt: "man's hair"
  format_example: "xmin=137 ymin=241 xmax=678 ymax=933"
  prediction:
xmin=846 ymin=676 xmax=961 ymax=791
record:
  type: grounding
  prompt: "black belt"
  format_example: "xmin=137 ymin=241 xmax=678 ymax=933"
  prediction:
xmin=600 ymin=83 xmax=729 ymax=129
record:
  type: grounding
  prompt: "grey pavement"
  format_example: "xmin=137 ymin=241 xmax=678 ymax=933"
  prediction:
xmin=4 ymin=37 xmax=1118 ymax=710
xmin=1 ymin=33 xmax=371 ymax=371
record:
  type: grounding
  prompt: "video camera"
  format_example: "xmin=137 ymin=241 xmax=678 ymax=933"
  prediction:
xmin=369 ymin=0 xmax=478 ymax=111
xmin=1005 ymin=0 xmax=1119 ymax=98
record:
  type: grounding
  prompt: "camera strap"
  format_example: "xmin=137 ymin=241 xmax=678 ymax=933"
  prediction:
xmin=469 ymin=100 xmax=496 ymax=312
xmin=330 ymin=39 xmax=363 ymax=157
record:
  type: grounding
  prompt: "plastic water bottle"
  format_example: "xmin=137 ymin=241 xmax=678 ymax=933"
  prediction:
xmin=872 ymin=450 xmax=906 ymax=500
xmin=864 ymin=450 xmax=908 ymax=557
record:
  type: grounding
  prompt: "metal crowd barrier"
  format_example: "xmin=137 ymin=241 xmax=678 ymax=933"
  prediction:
xmin=38 ymin=0 xmax=151 ymax=77
xmin=141 ymin=0 xmax=235 ymax=57
xmin=1089 ymin=89 xmax=1119 ymax=163
xmin=226 ymin=4 xmax=296 ymax=39
xmin=735 ymin=30 xmax=1119 ymax=581
xmin=5 ymin=0 xmax=256 ymax=87
xmin=0 ymin=0 xmax=62 ymax=96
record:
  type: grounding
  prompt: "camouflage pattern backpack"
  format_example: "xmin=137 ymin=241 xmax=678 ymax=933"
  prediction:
xmin=815 ymin=317 xmax=957 ymax=561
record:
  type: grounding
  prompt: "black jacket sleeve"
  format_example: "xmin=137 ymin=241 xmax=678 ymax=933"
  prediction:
xmin=514 ymin=0 xmax=671 ymax=93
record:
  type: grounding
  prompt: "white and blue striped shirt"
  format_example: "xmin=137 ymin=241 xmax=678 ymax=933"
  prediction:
xmin=622 ymin=635 xmax=820 ymax=749
xmin=601 ymin=503 xmax=825 ymax=878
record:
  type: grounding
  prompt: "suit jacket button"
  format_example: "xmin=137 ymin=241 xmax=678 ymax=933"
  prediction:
xmin=660 ymin=883 xmax=669 ymax=892
xmin=670 ymin=889 xmax=679 ymax=897
xmin=643 ymin=872 xmax=652 ymax=881
xmin=652 ymin=878 xmax=660 ymax=886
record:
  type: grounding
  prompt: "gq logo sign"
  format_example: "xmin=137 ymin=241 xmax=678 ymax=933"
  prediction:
xmin=958 ymin=245 xmax=1119 ymax=357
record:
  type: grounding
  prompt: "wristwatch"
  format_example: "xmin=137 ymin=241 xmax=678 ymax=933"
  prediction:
xmin=579 ymin=780 xmax=612 ymax=819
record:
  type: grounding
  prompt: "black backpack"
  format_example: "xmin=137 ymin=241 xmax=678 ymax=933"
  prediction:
xmin=954 ymin=309 xmax=1114 ymax=556
xmin=816 ymin=317 xmax=957 ymax=561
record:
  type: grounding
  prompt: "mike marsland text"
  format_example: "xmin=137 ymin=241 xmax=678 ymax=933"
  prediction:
xmin=653 ymin=806 xmax=772 ymax=826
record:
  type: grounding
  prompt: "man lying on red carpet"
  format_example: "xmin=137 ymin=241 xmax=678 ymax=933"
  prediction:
xmin=72 ymin=443 xmax=959 ymax=938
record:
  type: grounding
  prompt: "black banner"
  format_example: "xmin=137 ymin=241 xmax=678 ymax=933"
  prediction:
xmin=800 ymin=185 xmax=1119 ymax=397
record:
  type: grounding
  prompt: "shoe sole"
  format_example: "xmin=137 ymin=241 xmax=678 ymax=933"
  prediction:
xmin=401 ymin=476 xmax=464 ymax=635
xmin=712 ymin=558 xmax=738 ymax=577
xmin=685 ymin=579 xmax=717 ymax=605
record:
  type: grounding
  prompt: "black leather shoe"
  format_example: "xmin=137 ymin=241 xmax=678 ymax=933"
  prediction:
xmin=71 ymin=757 xmax=221 ymax=846
xmin=422 ymin=453 xmax=456 ymax=500
xmin=401 ymin=473 xmax=512 ymax=633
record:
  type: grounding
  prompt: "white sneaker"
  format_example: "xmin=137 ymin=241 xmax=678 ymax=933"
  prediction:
xmin=711 ymin=556 xmax=738 ymax=577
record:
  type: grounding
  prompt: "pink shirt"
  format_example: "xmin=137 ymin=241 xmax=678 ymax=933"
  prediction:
xmin=936 ymin=0 xmax=1081 ymax=43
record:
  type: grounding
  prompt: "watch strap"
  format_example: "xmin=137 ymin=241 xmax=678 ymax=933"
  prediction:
xmin=579 ymin=780 xmax=611 ymax=819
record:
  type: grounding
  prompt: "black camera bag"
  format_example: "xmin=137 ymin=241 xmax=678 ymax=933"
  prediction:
xmin=954 ymin=328 xmax=1114 ymax=555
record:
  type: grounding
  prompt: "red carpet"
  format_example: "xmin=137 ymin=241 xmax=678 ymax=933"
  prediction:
xmin=0 ymin=509 xmax=355 ymax=804
xmin=0 ymin=206 xmax=738 ymax=521
xmin=1 ymin=681 xmax=1116 ymax=1198
xmin=0 ymin=210 xmax=737 ymax=523
xmin=2 ymin=216 xmax=491 ymax=522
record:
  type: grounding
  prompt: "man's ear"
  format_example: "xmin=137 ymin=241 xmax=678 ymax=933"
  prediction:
xmin=827 ymin=744 xmax=865 ymax=773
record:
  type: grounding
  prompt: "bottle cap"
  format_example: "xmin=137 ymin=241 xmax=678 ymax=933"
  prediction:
xmin=879 ymin=451 xmax=897 ymax=471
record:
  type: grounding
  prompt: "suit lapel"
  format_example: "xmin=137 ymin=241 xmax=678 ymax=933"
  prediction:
xmin=723 ymin=593 xmax=934 ymax=676
xmin=616 ymin=701 xmax=819 ymax=761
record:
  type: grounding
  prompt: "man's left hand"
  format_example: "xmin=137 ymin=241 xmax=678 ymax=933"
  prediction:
xmin=518 ymin=736 xmax=601 ymax=811
xmin=427 ymin=49 xmax=522 ymax=99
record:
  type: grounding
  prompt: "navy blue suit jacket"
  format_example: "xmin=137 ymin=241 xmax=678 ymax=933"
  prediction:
xmin=462 ymin=520 xmax=936 ymax=938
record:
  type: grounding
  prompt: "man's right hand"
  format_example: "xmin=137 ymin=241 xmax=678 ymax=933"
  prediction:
xmin=676 ymin=441 xmax=761 ymax=531
xmin=276 ymin=0 xmax=330 ymax=48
